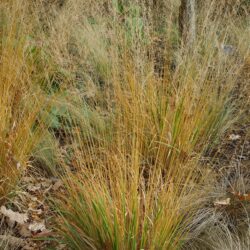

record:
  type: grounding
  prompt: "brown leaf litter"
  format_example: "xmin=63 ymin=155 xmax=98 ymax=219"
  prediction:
xmin=0 ymin=172 xmax=65 ymax=249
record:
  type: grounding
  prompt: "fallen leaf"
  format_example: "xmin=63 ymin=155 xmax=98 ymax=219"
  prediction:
xmin=239 ymin=194 xmax=250 ymax=201
xmin=229 ymin=134 xmax=241 ymax=141
xmin=231 ymin=192 xmax=250 ymax=201
xmin=0 ymin=206 xmax=28 ymax=225
xmin=6 ymin=217 xmax=16 ymax=228
xmin=28 ymin=221 xmax=46 ymax=233
xmin=214 ymin=198 xmax=231 ymax=206
xmin=28 ymin=207 xmax=43 ymax=215
xmin=32 ymin=229 xmax=52 ymax=238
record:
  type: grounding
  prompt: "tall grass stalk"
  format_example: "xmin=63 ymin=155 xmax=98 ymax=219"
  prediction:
xmin=51 ymin=1 xmax=249 ymax=249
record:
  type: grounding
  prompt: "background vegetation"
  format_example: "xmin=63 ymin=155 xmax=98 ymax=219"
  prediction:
xmin=0 ymin=0 xmax=249 ymax=249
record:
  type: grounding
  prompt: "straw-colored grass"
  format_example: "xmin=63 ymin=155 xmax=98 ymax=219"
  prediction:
xmin=51 ymin=1 xmax=249 ymax=249
xmin=0 ymin=0 xmax=249 ymax=249
xmin=0 ymin=1 xmax=46 ymax=202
